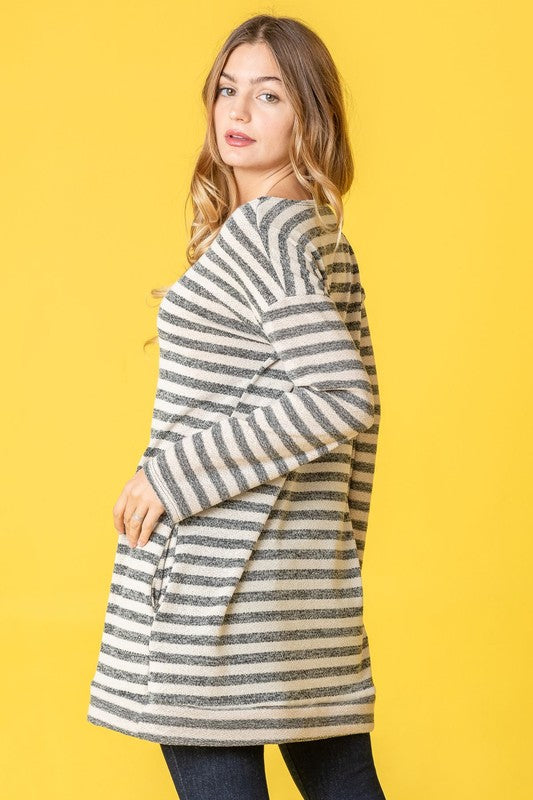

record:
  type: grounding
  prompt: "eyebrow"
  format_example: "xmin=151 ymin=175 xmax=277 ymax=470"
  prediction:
xmin=219 ymin=71 xmax=282 ymax=85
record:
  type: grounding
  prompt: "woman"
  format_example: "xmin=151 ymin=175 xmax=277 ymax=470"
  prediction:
xmin=87 ymin=14 xmax=386 ymax=800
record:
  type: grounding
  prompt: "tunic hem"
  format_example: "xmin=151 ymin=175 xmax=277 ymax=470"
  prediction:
xmin=86 ymin=711 xmax=375 ymax=747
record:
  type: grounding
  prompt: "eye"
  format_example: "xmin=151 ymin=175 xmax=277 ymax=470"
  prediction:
xmin=216 ymin=87 xmax=279 ymax=103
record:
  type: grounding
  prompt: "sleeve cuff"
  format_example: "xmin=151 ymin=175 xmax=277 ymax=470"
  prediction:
xmin=143 ymin=452 xmax=192 ymax=524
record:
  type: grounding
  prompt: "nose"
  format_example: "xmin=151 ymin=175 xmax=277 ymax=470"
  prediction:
xmin=229 ymin=103 xmax=249 ymax=122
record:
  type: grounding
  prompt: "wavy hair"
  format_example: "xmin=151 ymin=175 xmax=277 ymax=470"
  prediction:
xmin=144 ymin=14 xmax=355 ymax=350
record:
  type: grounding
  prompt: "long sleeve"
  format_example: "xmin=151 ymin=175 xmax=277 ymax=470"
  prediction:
xmin=142 ymin=220 xmax=376 ymax=524
xmin=347 ymin=297 xmax=381 ymax=568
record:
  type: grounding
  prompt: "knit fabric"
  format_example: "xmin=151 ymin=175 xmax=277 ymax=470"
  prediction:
xmin=87 ymin=195 xmax=381 ymax=746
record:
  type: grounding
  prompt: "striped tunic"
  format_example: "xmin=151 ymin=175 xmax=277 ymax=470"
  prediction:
xmin=87 ymin=195 xmax=381 ymax=746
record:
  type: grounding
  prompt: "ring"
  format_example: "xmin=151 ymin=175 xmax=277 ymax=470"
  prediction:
xmin=132 ymin=512 xmax=143 ymax=522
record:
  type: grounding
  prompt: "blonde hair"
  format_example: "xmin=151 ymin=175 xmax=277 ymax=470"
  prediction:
xmin=144 ymin=14 xmax=355 ymax=351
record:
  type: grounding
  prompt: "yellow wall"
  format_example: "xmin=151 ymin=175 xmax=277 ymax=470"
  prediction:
xmin=1 ymin=1 xmax=531 ymax=798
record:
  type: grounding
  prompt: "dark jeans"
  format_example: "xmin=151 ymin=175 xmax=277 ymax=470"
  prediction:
xmin=160 ymin=732 xmax=387 ymax=800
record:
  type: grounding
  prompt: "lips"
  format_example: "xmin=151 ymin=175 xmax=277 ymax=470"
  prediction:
xmin=225 ymin=129 xmax=255 ymax=142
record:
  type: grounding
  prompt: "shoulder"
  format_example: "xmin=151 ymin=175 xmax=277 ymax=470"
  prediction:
xmin=243 ymin=195 xmax=335 ymax=262
xmin=255 ymin=197 xmax=339 ymax=298
xmin=219 ymin=196 xmax=339 ymax=309
xmin=253 ymin=196 xmax=335 ymax=249
xmin=227 ymin=196 xmax=335 ymax=243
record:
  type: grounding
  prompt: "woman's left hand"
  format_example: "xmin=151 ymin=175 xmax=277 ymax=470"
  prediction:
xmin=112 ymin=468 xmax=166 ymax=549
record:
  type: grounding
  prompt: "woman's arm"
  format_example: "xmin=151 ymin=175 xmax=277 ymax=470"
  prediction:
xmin=143 ymin=220 xmax=375 ymax=524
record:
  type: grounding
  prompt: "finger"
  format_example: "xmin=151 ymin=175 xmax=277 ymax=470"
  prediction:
xmin=112 ymin=492 xmax=128 ymax=534
xmin=136 ymin=508 xmax=162 ymax=548
xmin=125 ymin=505 xmax=148 ymax=548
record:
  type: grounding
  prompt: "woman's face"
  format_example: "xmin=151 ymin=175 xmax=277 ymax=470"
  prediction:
xmin=213 ymin=42 xmax=296 ymax=190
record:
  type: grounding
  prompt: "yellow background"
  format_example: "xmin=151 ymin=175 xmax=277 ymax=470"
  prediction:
xmin=1 ymin=1 xmax=532 ymax=798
